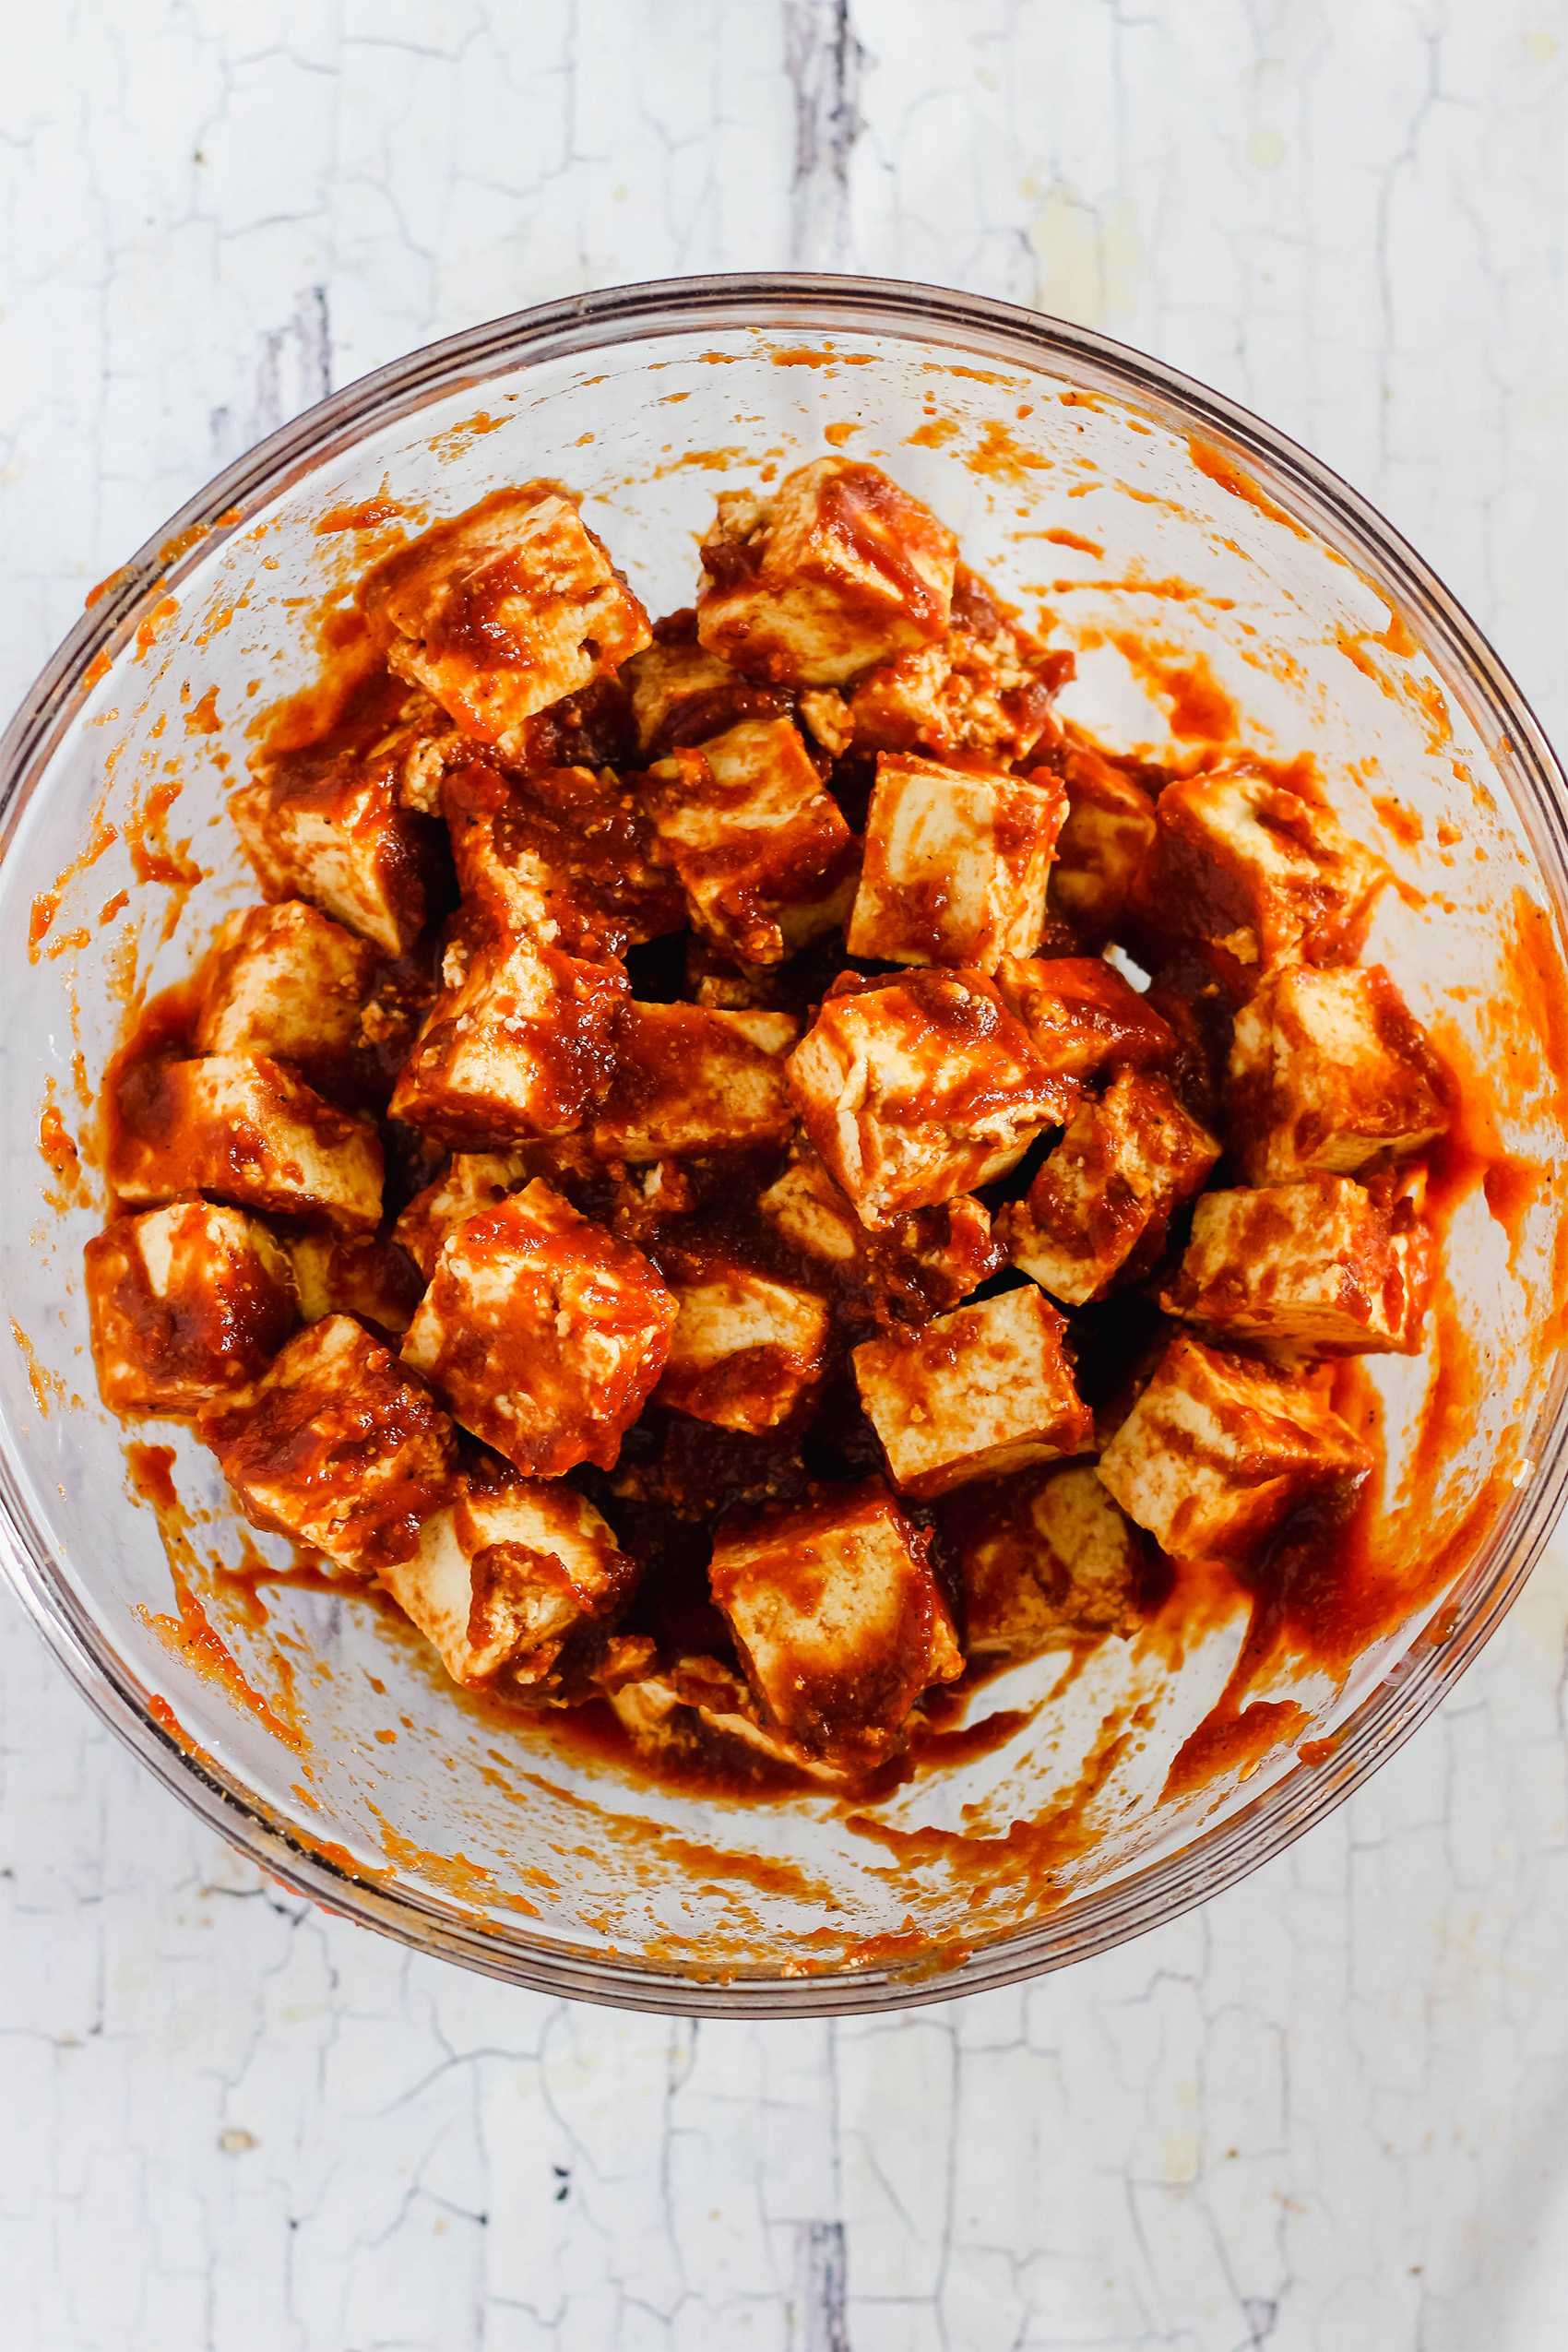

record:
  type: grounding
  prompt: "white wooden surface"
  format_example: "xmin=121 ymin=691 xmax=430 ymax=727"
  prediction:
xmin=3 ymin=6 xmax=1564 ymax=2346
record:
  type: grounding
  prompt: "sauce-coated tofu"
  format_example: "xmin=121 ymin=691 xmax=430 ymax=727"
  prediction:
xmin=948 ymin=1463 xmax=1144 ymax=1662
xmin=620 ymin=621 xmax=787 ymax=756
xmin=194 ymin=900 xmax=379 ymax=1099
xmin=198 ymin=1313 xmax=457 ymax=1570
xmin=1046 ymin=739 xmax=1158 ymax=944
xmin=605 ymin=1652 xmax=861 ymax=1788
xmin=707 ymin=1480 xmax=963 ymax=1766
xmin=1096 ymin=1333 xmax=1372 ymax=1560
xmin=443 ymin=760 xmax=683 ymax=959
xmin=399 ymin=1179 xmax=676 ymax=1476
xmin=846 ymin=564 xmax=1061 ymax=766
xmin=846 ymin=754 xmax=1065 ymax=972
xmin=591 ymin=1002 xmax=798 ymax=1162
xmin=288 ymin=1229 xmax=425 ymax=1339
xmin=1227 ymin=962 xmax=1450 ymax=1183
xmin=379 ymin=1473 xmax=636 ymax=1693
xmin=1162 ymin=1169 xmax=1432 ymax=1354
xmin=109 ymin=1052 xmax=384 ymax=1231
xmin=393 ymin=1150 xmax=535 ymax=1279
xmin=695 ymin=459 xmax=958 ymax=687
xmin=86 ymin=1199 xmax=296 ymax=1415
xmin=853 ymin=1285 xmax=1093 ymax=1497
xmin=359 ymin=486 xmax=650 ymax=743
xmin=759 ymin=1149 xmax=1003 ymax=1319
xmin=787 ymin=969 xmax=1067 ymax=1229
xmin=995 ymin=955 xmax=1175 ymax=1085
xmin=655 ymin=1258 xmax=830 ymax=1432
xmin=999 ymin=1070 xmax=1220 ymax=1306
xmin=388 ymin=928 xmax=628 ymax=1146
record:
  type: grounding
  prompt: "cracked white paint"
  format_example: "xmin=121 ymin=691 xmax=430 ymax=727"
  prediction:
xmin=1 ymin=3 xmax=1564 ymax=2346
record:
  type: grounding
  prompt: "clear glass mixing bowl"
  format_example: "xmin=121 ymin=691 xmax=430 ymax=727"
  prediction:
xmin=3 ymin=275 xmax=1565 ymax=2014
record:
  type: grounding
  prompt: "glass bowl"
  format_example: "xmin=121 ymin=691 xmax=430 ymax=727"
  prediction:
xmin=3 ymin=275 xmax=1564 ymax=2016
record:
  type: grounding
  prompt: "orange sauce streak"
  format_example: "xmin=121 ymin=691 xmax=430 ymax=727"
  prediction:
xmin=1108 ymin=633 xmax=1240 ymax=742
xmin=315 ymin=497 xmax=417 ymax=534
xmin=906 ymin=417 xmax=959 ymax=449
xmin=1021 ymin=527 xmax=1103 ymax=557
xmin=1187 ymin=434 xmax=1310 ymax=540
xmin=184 ymin=684 xmax=221 ymax=736
xmin=125 ymin=775 xmax=203 ymax=892
xmin=159 ymin=524 xmax=211 ymax=567
xmin=823 ymin=421 xmax=860 ymax=446
xmin=82 ymin=647 xmax=113 ymax=689
xmin=135 ymin=596 xmax=180 ymax=658
xmin=1371 ymin=794 xmax=1424 ymax=849
xmin=10 ymin=1318 xmax=68 ymax=1417
xmin=1163 ymin=1700 xmax=1309 ymax=1798
xmin=966 ymin=420 xmax=1051 ymax=483
xmin=86 ymin=567 xmax=134 ymax=610
xmin=29 ymin=814 xmax=120 ymax=959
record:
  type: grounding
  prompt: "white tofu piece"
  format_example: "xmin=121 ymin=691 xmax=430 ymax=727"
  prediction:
xmin=399 ymin=1179 xmax=677 ymax=1476
xmin=758 ymin=1151 xmax=864 ymax=1265
xmin=1045 ymin=736 xmax=1158 ymax=944
xmin=758 ymin=1149 xmax=1003 ymax=1315
xmin=786 ymin=969 xmax=1069 ymax=1229
xmin=655 ymin=1260 xmax=830 ymax=1432
xmin=1161 ymin=1169 xmax=1432 ymax=1355
xmin=852 ymin=1285 xmax=1093 ymax=1498
xmin=846 ymin=565 xmax=1061 ymax=766
xmin=999 ymin=1070 xmax=1220 ymax=1306
xmin=85 ymin=1199 xmax=296 ymax=1415
xmin=620 ymin=625 xmax=787 ymax=755
xmin=442 ymin=758 xmax=683 ymax=959
xmin=605 ymin=1653 xmax=860 ymax=1788
xmin=359 ymin=486 xmax=650 ymax=743
xmin=695 ymin=459 xmax=958 ymax=687
xmin=994 ymin=954 xmax=1176 ymax=1084
xmin=197 ymin=1313 xmax=457 ymax=1570
xmin=948 ymin=1463 xmax=1144 ymax=1662
xmin=1096 ymin=1333 xmax=1372 ymax=1560
xmin=846 ymin=754 xmax=1065 ymax=972
xmin=108 ymin=1052 xmax=384 ymax=1232
xmin=393 ymin=1151 xmax=537 ymax=1280
xmin=194 ymin=900 xmax=379 ymax=1098
xmin=591 ymin=1003 xmax=798 ymax=1163
xmin=1227 ymin=962 xmax=1450 ymax=1184
xmin=288 ymin=1229 xmax=424 ymax=1338
xmin=707 ymin=1479 xmax=964 ymax=1766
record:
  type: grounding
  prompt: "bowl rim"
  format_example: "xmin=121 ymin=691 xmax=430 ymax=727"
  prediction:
xmin=4 ymin=268 xmax=1566 ymax=2016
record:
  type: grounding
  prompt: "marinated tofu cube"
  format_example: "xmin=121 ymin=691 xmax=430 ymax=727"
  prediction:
xmin=759 ymin=1149 xmax=1002 ymax=1318
xmin=359 ymin=486 xmax=650 ymax=743
xmin=399 ymin=1179 xmax=676 ymax=1476
xmin=655 ymin=1259 xmax=829 ymax=1432
xmin=947 ymin=1463 xmax=1144 ymax=1663
xmin=1096 ymin=1333 xmax=1372 ymax=1560
xmin=379 ymin=1473 xmax=636 ymax=1692
xmin=1130 ymin=766 xmax=1386 ymax=970
xmin=644 ymin=717 xmax=857 ymax=964
xmin=387 ymin=927 xmax=628 ymax=1147
xmin=758 ymin=1149 xmax=865 ymax=1265
xmin=443 ymin=759 xmax=683 ymax=959
xmin=198 ymin=1313 xmax=457 ymax=1570
xmin=695 ymin=459 xmax=958 ymax=687
xmin=846 ymin=754 xmax=1065 ymax=972
xmin=288 ymin=1229 xmax=425 ymax=1339
xmin=393 ymin=1150 xmax=536 ymax=1279
xmin=853 ymin=1285 xmax=1093 ymax=1498
xmin=797 ymin=688 xmax=855 ymax=757
xmin=194 ymin=900 xmax=379 ymax=1099
xmin=995 ymin=955 xmax=1176 ymax=1085
xmin=1227 ymin=962 xmax=1450 ymax=1184
xmin=787 ymin=969 xmax=1068 ymax=1229
xmin=620 ymin=617 xmax=789 ymax=755
xmin=591 ymin=1003 xmax=798 ymax=1163
xmin=707 ymin=1480 xmax=964 ymax=1766
xmin=605 ymin=1651 xmax=861 ymax=1788
xmin=847 ymin=565 xmax=1061 ymax=767
xmin=109 ymin=1052 xmax=384 ymax=1232
xmin=999 ymin=1071 xmax=1220 ymax=1306
xmin=86 ymin=1199 xmax=296 ymax=1415
xmin=1161 ymin=1168 xmax=1432 ymax=1355
xmin=1045 ymin=737 xmax=1158 ymax=944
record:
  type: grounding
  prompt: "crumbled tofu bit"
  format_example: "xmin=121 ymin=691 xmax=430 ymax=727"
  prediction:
xmin=387 ymin=927 xmax=628 ymax=1147
xmin=853 ymin=1285 xmax=1093 ymax=1498
xmin=1096 ymin=1332 xmax=1372 ymax=1560
xmin=999 ymin=1070 xmax=1221 ymax=1307
xmin=798 ymin=688 xmax=855 ymax=756
xmin=358 ymin=485 xmax=650 ymax=742
xmin=948 ymin=1463 xmax=1145 ymax=1663
xmin=605 ymin=1653 xmax=861 ymax=1787
xmin=398 ymin=1179 xmax=676 ymax=1476
xmin=644 ymin=717 xmax=857 ymax=965
xmin=108 ymin=1052 xmax=384 ymax=1231
xmin=1227 ymin=962 xmax=1450 ymax=1184
xmin=1161 ymin=1168 xmax=1432 ymax=1356
xmin=695 ymin=458 xmax=959 ymax=687
xmin=655 ymin=1259 xmax=830 ymax=1432
xmin=443 ymin=759 xmax=683 ymax=958
xmin=620 ymin=623 xmax=788 ymax=756
xmin=708 ymin=1479 xmax=964 ymax=1765
xmin=198 ymin=1313 xmax=457 ymax=1570
xmin=591 ymin=1001 xmax=798 ymax=1163
xmin=786 ymin=968 xmax=1068 ymax=1229
xmin=393 ymin=1150 xmax=538 ymax=1279
xmin=1131 ymin=766 xmax=1387 ymax=969
xmin=846 ymin=754 xmax=1065 ymax=972
xmin=995 ymin=954 xmax=1176 ymax=1084
xmin=1046 ymin=737 xmax=1158 ymax=944
xmin=847 ymin=566 xmax=1061 ymax=766
xmin=378 ymin=1473 xmax=635 ymax=1692
xmin=86 ymin=1200 xmax=296 ymax=1415
xmin=288 ymin=1229 xmax=425 ymax=1338
xmin=194 ymin=900 xmax=379 ymax=1096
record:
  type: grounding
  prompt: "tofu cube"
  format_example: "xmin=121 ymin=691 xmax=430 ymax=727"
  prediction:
xmin=393 ymin=1151 xmax=536 ymax=1279
xmin=604 ymin=1652 xmax=862 ymax=1788
xmin=591 ymin=1003 xmax=798 ymax=1163
xmin=398 ymin=1179 xmax=677 ymax=1476
xmin=759 ymin=1150 xmax=1003 ymax=1317
xmin=787 ymin=969 xmax=1069 ymax=1229
xmin=1130 ymin=767 xmax=1386 ymax=970
xmin=359 ymin=486 xmax=650 ymax=743
xmin=707 ymin=1479 xmax=964 ymax=1766
xmin=655 ymin=1258 xmax=830 ymax=1432
xmin=197 ymin=1313 xmax=457 ymax=1569
xmin=644 ymin=717 xmax=857 ymax=964
xmin=758 ymin=1149 xmax=864 ymax=1265
xmin=846 ymin=754 xmax=1065 ymax=972
xmin=995 ymin=955 xmax=1176 ymax=1084
xmin=1227 ymin=962 xmax=1450 ymax=1184
xmin=1046 ymin=738 xmax=1158 ymax=944
xmin=1096 ymin=1333 xmax=1372 ymax=1559
xmin=378 ymin=1473 xmax=636 ymax=1693
xmin=109 ymin=1052 xmax=384 ymax=1231
xmin=86 ymin=1199 xmax=296 ymax=1414
xmin=288 ymin=1229 xmax=425 ymax=1338
xmin=947 ymin=1463 xmax=1144 ymax=1663
xmin=1161 ymin=1168 xmax=1432 ymax=1355
xmin=620 ymin=620 xmax=789 ymax=755
xmin=387 ymin=927 xmax=629 ymax=1146
xmin=852 ymin=1285 xmax=1093 ymax=1497
xmin=194 ymin=900 xmax=379 ymax=1099
xmin=443 ymin=759 xmax=683 ymax=959
xmin=847 ymin=565 xmax=1060 ymax=766
xmin=695 ymin=459 xmax=958 ymax=687
xmin=999 ymin=1070 xmax=1220 ymax=1306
